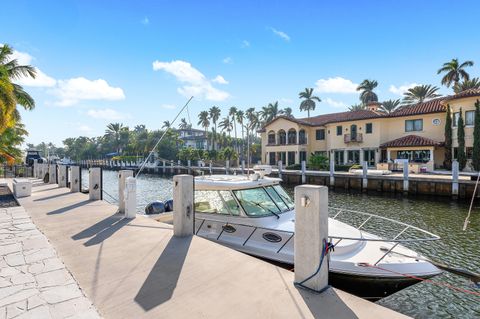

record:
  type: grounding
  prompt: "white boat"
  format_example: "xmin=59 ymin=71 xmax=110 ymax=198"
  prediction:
xmin=152 ymin=170 xmax=442 ymax=299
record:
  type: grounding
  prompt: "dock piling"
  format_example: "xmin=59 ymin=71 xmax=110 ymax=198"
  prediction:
xmin=452 ymin=160 xmax=459 ymax=198
xmin=173 ymin=174 xmax=194 ymax=237
xmin=329 ymin=159 xmax=335 ymax=187
xmin=294 ymin=185 xmax=329 ymax=292
xmin=118 ymin=170 xmax=134 ymax=214
xmin=362 ymin=161 xmax=368 ymax=192
xmin=301 ymin=161 xmax=306 ymax=184
xmin=403 ymin=162 xmax=409 ymax=194
xmin=88 ymin=167 xmax=102 ymax=200
xmin=278 ymin=160 xmax=283 ymax=180
xmin=70 ymin=166 xmax=81 ymax=193
xmin=48 ymin=164 xmax=57 ymax=184
xmin=58 ymin=165 xmax=67 ymax=187
xmin=124 ymin=176 xmax=137 ymax=219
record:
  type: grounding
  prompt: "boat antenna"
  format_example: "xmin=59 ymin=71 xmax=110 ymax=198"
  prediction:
xmin=135 ymin=96 xmax=194 ymax=178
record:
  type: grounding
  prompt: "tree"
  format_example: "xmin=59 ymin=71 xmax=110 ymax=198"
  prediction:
xmin=229 ymin=107 xmax=238 ymax=152
xmin=472 ymin=100 xmax=480 ymax=171
xmin=197 ymin=110 xmax=210 ymax=149
xmin=236 ymin=110 xmax=245 ymax=159
xmin=0 ymin=44 xmax=36 ymax=134
xmin=209 ymin=106 xmax=221 ymax=150
xmin=105 ymin=123 xmax=124 ymax=154
xmin=356 ymin=79 xmax=378 ymax=104
xmin=178 ymin=118 xmax=189 ymax=129
xmin=260 ymin=101 xmax=280 ymax=123
xmin=219 ymin=117 xmax=233 ymax=137
xmin=444 ymin=105 xmax=453 ymax=169
xmin=402 ymin=85 xmax=441 ymax=104
xmin=299 ymin=88 xmax=321 ymax=117
xmin=162 ymin=121 xmax=171 ymax=130
xmin=282 ymin=107 xmax=293 ymax=118
xmin=380 ymin=99 xmax=401 ymax=114
xmin=437 ymin=58 xmax=474 ymax=88
xmin=457 ymin=108 xmax=467 ymax=170
xmin=453 ymin=78 xmax=480 ymax=93
xmin=348 ymin=104 xmax=365 ymax=111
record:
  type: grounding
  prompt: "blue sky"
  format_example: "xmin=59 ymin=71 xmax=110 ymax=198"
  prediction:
xmin=2 ymin=0 xmax=480 ymax=145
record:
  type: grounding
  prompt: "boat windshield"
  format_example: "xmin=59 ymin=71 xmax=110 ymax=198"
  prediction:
xmin=233 ymin=185 xmax=293 ymax=217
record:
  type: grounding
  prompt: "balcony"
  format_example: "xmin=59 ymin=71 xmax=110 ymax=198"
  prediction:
xmin=344 ymin=133 xmax=363 ymax=143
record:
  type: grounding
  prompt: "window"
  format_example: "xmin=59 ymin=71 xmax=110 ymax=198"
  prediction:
xmin=453 ymin=113 xmax=460 ymax=127
xmin=364 ymin=149 xmax=376 ymax=166
xmin=405 ymin=119 xmax=423 ymax=132
xmin=467 ymin=147 xmax=473 ymax=159
xmin=269 ymin=152 xmax=276 ymax=165
xmin=396 ymin=150 xmax=431 ymax=163
xmin=194 ymin=190 xmax=240 ymax=215
xmin=334 ymin=150 xmax=344 ymax=165
xmin=366 ymin=123 xmax=373 ymax=134
xmin=265 ymin=186 xmax=289 ymax=211
xmin=287 ymin=129 xmax=297 ymax=144
xmin=347 ymin=150 xmax=360 ymax=164
xmin=273 ymin=185 xmax=294 ymax=209
xmin=287 ymin=152 xmax=295 ymax=165
xmin=350 ymin=124 xmax=357 ymax=140
xmin=299 ymin=151 xmax=307 ymax=162
xmin=278 ymin=152 xmax=286 ymax=164
xmin=278 ymin=130 xmax=286 ymax=145
xmin=336 ymin=126 xmax=343 ymax=136
xmin=466 ymin=111 xmax=475 ymax=126
xmin=453 ymin=147 xmax=458 ymax=160
xmin=316 ymin=129 xmax=325 ymax=140
xmin=267 ymin=131 xmax=276 ymax=145
xmin=233 ymin=188 xmax=281 ymax=217
xmin=299 ymin=130 xmax=307 ymax=144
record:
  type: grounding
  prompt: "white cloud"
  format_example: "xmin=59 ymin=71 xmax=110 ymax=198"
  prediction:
xmin=324 ymin=97 xmax=346 ymax=108
xmin=270 ymin=28 xmax=290 ymax=42
xmin=78 ymin=124 xmax=93 ymax=134
xmin=152 ymin=60 xmax=230 ymax=101
xmin=222 ymin=57 xmax=233 ymax=64
xmin=9 ymin=49 xmax=56 ymax=87
xmin=389 ymin=83 xmax=419 ymax=96
xmin=50 ymin=77 xmax=125 ymax=106
xmin=141 ymin=17 xmax=149 ymax=25
xmin=280 ymin=97 xmax=293 ymax=104
xmin=212 ymin=75 xmax=228 ymax=84
xmin=87 ymin=108 xmax=127 ymax=120
xmin=241 ymin=40 xmax=250 ymax=48
xmin=315 ymin=77 xmax=358 ymax=94
xmin=161 ymin=104 xmax=176 ymax=109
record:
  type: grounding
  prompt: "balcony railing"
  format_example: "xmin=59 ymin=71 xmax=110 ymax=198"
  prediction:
xmin=344 ymin=133 xmax=363 ymax=143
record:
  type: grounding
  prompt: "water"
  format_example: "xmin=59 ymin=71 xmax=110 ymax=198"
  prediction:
xmin=89 ymin=169 xmax=480 ymax=318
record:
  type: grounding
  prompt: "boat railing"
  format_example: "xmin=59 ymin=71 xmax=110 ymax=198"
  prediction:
xmin=195 ymin=207 xmax=440 ymax=263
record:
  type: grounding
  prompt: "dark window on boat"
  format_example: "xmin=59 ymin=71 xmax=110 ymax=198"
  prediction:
xmin=316 ymin=129 xmax=325 ymax=140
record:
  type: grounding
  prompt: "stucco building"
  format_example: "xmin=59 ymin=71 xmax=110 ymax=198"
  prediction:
xmin=259 ymin=89 xmax=480 ymax=172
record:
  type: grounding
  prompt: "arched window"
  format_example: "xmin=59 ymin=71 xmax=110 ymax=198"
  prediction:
xmin=351 ymin=124 xmax=357 ymax=140
xmin=299 ymin=129 xmax=307 ymax=144
xmin=267 ymin=131 xmax=276 ymax=145
xmin=288 ymin=129 xmax=297 ymax=144
xmin=278 ymin=130 xmax=287 ymax=145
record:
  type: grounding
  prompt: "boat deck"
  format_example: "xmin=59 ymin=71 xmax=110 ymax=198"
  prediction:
xmin=12 ymin=179 xmax=410 ymax=318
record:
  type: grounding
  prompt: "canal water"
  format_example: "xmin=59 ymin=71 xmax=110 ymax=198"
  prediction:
xmin=83 ymin=169 xmax=480 ymax=318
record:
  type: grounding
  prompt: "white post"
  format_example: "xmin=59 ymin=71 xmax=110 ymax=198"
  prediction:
xmin=70 ymin=166 xmax=81 ymax=193
xmin=173 ymin=175 xmax=194 ymax=237
xmin=187 ymin=160 xmax=191 ymax=174
xmin=89 ymin=167 xmax=102 ymax=200
xmin=301 ymin=160 xmax=306 ymax=184
xmin=124 ymin=177 xmax=137 ymax=219
xmin=33 ymin=160 xmax=38 ymax=178
xmin=329 ymin=159 xmax=335 ymax=186
xmin=177 ymin=160 xmax=181 ymax=174
xmin=294 ymin=185 xmax=329 ymax=292
xmin=403 ymin=161 xmax=409 ymax=194
xmin=209 ymin=161 xmax=213 ymax=174
xmin=118 ymin=170 xmax=134 ymax=214
xmin=241 ymin=160 xmax=245 ymax=175
xmin=163 ymin=160 xmax=166 ymax=174
xmin=48 ymin=164 xmax=57 ymax=184
xmin=278 ymin=160 xmax=283 ymax=180
xmin=226 ymin=160 xmax=230 ymax=175
xmin=362 ymin=161 xmax=368 ymax=191
xmin=452 ymin=160 xmax=459 ymax=197
xmin=58 ymin=165 xmax=67 ymax=187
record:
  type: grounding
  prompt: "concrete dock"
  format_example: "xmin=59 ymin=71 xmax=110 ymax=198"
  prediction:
xmin=7 ymin=179 xmax=409 ymax=318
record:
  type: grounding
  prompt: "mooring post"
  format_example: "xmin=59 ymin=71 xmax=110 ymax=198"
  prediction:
xmin=187 ymin=160 xmax=192 ymax=174
xmin=33 ymin=160 xmax=38 ymax=178
xmin=177 ymin=160 xmax=181 ymax=174
xmin=89 ymin=167 xmax=102 ymax=200
xmin=294 ymin=185 xmax=329 ymax=292
xmin=173 ymin=174 xmax=194 ymax=237
xmin=452 ymin=160 xmax=459 ymax=198
xmin=278 ymin=160 xmax=283 ymax=180
xmin=58 ymin=165 xmax=67 ymax=187
xmin=48 ymin=164 xmax=57 ymax=184
xmin=403 ymin=162 xmax=409 ymax=195
xmin=70 ymin=166 xmax=81 ymax=193
xmin=362 ymin=161 xmax=368 ymax=192
xmin=162 ymin=160 xmax=166 ymax=174
xmin=209 ymin=161 xmax=213 ymax=174
xmin=118 ymin=170 xmax=134 ymax=214
xmin=241 ymin=160 xmax=245 ymax=175
xmin=124 ymin=176 xmax=137 ymax=219
xmin=329 ymin=159 xmax=335 ymax=187
xmin=301 ymin=160 xmax=306 ymax=184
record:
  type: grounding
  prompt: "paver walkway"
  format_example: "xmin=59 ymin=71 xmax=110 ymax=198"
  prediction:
xmin=0 ymin=205 xmax=100 ymax=319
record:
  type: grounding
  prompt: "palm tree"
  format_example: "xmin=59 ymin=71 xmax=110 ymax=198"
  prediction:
xmin=356 ymin=79 xmax=378 ymax=104
xmin=219 ymin=117 xmax=233 ymax=137
xmin=348 ymin=104 xmax=366 ymax=111
xmin=0 ymin=44 xmax=36 ymax=134
xmin=299 ymin=88 xmax=321 ymax=117
xmin=437 ymin=58 xmax=474 ymax=88
xmin=380 ymin=99 xmax=401 ymax=114
xmin=209 ymin=106 xmax=221 ymax=150
xmin=260 ymin=101 xmax=280 ymax=123
xmin=236 ymin=110 xmax=245 ymax=159
xmin=245 ymin=108 xmax=259 ymax=165
xmin=197 ymin=111 xmax=210 ymax=149
xmin=453 ymin=78 xmax=480 ymax=93
xmin=282 ymin=107 xmax=293 ymax=118
xmin=105 ymin=123 xmax=124 ymax=154
xmin=178 ymin=118 xmax=189 ymax=130
xmin=162 ymin=121 xmax=171 ymax=130
xmin=229 ymin=106 xmax=238 ymax=152
xmin=402 ymin=85 xmax=441 ymax=104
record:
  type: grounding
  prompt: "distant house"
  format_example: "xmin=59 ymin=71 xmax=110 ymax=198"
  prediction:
xmin=176 ymin=128 xmax=208 ymax=150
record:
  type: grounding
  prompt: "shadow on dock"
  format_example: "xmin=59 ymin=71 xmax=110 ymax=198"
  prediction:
xmin=47 ymin=199 xmax=90 ymax=215
xmin=134 ymin=236 xmax=192 ymax=311
xmin=72 ymin=213 xmax=131 ymax=246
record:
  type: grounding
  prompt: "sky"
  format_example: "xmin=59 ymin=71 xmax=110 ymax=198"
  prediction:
xmin=2 ymin=0 xmax=480 ymax=145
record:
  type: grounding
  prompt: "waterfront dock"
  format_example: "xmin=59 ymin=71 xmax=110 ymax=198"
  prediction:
xmin=3 ymin=179 xmax=409 ymax=318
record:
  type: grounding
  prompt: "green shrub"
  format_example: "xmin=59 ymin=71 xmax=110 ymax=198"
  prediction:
xmin=309 ymin=153 xmax=328 ymax=170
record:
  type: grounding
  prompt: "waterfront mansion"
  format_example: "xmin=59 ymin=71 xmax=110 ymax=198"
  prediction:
xmin=259 ymin=89 xmax=480 ymax=172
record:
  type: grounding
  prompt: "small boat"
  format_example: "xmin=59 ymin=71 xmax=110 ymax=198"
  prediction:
xmin=150 ymin=168 xmax=442 ymax=300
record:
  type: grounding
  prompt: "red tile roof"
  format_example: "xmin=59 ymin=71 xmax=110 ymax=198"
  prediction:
xmin=443 ymin=88 xmax=480 ymax=102
xmin=388 ymin=97 xmax=446 ymax=117
xmin=299 ymin=109 xmax=382 ymax=126
xmin=380 ymin=135 xmax=443 ymax=148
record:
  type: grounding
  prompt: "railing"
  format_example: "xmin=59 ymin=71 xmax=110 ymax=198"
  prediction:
xmin=344 ymin=133 xmax=363 ymax=143
xmin=194 ymin=207 xmax=440 ymax=265
xmin=0 ymin=165 xmax=34 ymax=178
